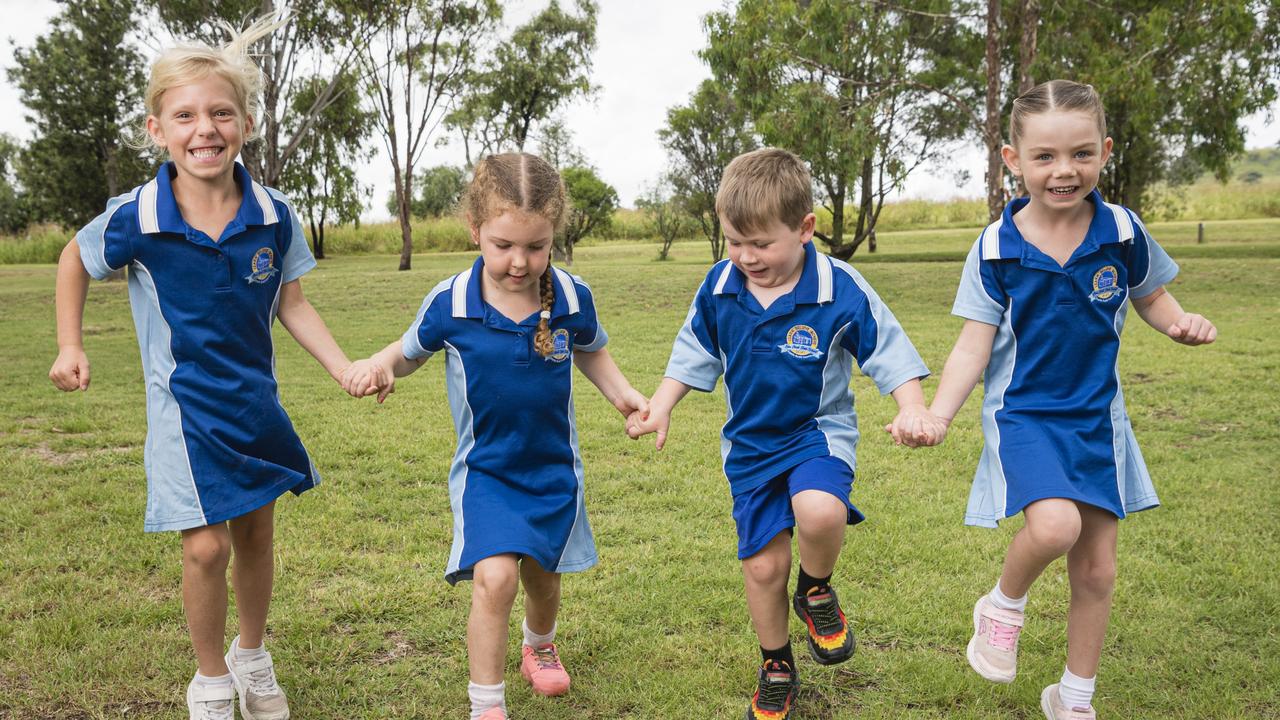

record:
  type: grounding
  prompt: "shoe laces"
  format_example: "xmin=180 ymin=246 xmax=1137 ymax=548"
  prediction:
xmin=530 ymin=644 xmax=563 ymax=671
xmin=193 ymin=698 xmax=234 ymax=720
xmin=756 ymin=662 xmax=795 ymax=709
xmin=987 ymin=618 xmax=1021 ymax=652
xmin=803 ymin=590 xmax=844 ymax=635
xmin=243 ymin=664 xmax=282 ymax=696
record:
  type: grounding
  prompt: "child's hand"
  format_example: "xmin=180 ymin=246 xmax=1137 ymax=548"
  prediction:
xmin=341 ymin=359 xmax=395 ymax=402
xmin=49 ymin=346 xmax=90 ymax=391
xmin=627 ymin=406 xmax=671 ymax=450
xmin=884 ymin=404 xmax=946 ymax=448
xmin=612 ymin=386 xmax=650 ymax=419
xmin=1167 ymin=313 xmax=1217 ymax=346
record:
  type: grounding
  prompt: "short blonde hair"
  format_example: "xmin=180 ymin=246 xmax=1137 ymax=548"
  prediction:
xmin=716 ymin=147 xmax=813 ymax=233
xmin=1009 ymin=79 xmax=1107 ymax=148
xmin=142 ymin=15 xmax=284 ymax=150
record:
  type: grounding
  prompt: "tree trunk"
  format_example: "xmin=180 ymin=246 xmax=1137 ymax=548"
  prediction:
xmin=711 ymin=216 xmax=723 ymax=262
xmin=565 ymin=238 xmax=574 ymax=266
xmin=984 ymin=0 xmax=1004 ymax=223
xmin=310 ymin=216 xmax=324 ymax=259
xmin=1018 ymin=0 xmax=1039 ymax=95
xmin=397 ymin=167 xmax=413 ymax=271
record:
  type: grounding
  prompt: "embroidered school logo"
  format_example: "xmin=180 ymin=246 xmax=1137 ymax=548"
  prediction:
xmin=245 ymin=247 xmax=279 ymax=284
xmin=546 ymin=328 xmax=571 ymax=363
xmin=778 ymin=324 xmax=824 ymax=359
xmin=1089 ymin=265 xmax=1122 ymax=302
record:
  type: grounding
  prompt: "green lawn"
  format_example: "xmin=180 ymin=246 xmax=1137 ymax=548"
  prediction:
xmin=2 ymin=234 xmax=1277 ymax=719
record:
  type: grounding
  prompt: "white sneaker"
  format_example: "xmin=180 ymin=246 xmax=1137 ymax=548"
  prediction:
xmin=224 ymin=635 xmax=291 ymax=720
xmin=186 ymin=678 xmax=235 ymax=720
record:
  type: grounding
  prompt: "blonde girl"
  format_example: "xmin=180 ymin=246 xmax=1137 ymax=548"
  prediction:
xmin=342 ymin=152 xmax=647 ymax=720
xmin=49 ymin=17 xmax=352 ymax=720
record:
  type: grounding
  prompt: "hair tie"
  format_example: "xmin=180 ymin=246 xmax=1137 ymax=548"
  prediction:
xmin=540 ymin=310 xmax=551 ymax=321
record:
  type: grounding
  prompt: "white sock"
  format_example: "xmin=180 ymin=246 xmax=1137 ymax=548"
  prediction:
xmin=1058 ymin=667 xmax=1096 ymax=709
xmin=234 ymin=638 xmax=268 ymax=661
xmin=988 ymin=582 xmax=1028 ymax=612
xmin=468 ymin=681 xmax=505 ymax=719
xmin=193 ymin=671 xmax=234 ymax=687
xmin=522 ymin=618 xmax=556 ymax=648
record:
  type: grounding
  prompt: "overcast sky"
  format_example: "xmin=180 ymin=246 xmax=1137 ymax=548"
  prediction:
xmin=4 ymin=0 xmax=1278 ymax=221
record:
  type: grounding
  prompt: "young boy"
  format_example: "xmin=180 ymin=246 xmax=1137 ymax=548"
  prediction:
xmin=628 ymin=148 xmax=942 ymax=719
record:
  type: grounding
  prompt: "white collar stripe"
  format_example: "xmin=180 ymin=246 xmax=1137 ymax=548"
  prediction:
xmin=713 ymin=263 xmax=735 ymax=294
xmin=817 ymin=253 xmax=833 ymax=303
xmin=452 ymin=269 xmax=471 ymax=317
xmin=552 ymin=268 xmax=579 ymax=314
xmin=253 ymin=182 xmax=279 ymax=225
xmin=1104 ymin=202 xmax=1134 ymax=241
xmin=139 ymin=180 xmax=159 ymax=234
xmin=980 ymin=218 xmax=1003 ymax=260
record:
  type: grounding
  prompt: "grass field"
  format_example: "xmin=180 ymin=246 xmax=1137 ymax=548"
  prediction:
xmin=2 ymin=229 xmax=1278 ymax=719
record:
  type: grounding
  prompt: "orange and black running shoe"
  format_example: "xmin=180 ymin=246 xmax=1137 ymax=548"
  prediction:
xmin=793 ymin=586 xmax=855 ymax=665
xmin=745 ymin=659 xmax=798 ymax=720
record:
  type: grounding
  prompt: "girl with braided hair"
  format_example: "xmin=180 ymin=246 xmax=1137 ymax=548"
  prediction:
xmin=342 ymin=153 xmax=647 ymax=720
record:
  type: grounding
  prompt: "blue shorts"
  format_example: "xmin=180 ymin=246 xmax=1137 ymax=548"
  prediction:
xmin=731 ymin=456 xmax=865 ymax=560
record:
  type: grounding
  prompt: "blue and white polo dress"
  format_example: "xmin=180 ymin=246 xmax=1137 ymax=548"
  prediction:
xmin=76 ymin=162 xmax=320 ymax=532
xmin=401 ymin=257 xmax=605 ymax=584
xmin=665 ymin=241 xmax=930 ymax=495
xmin=953 ymin=190 xmax=1179 ymax=527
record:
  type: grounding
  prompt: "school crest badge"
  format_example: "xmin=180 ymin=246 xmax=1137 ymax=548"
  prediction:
xmin=1089 ymin=265 xmax=1121 ymax=302
xmin=245 ymin=247 xmax=279 ymax=284
xmin=546 ymin=328 xmax=571 ymax=363
xmin=778 ymin=324 xmax=823 ymax=359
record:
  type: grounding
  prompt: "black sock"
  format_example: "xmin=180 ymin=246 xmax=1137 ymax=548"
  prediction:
xmin=796 ymin=565 xmax=832 ymax=597
xmin=760 ymin=642 xmax=795 ymax=668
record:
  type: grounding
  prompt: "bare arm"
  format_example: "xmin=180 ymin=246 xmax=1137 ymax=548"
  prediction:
xmin=276 ymin=279 xmax=351 ymax=382
xmin=929 ymin=320 xmax=998 ymax=431
xmin=885 ymin=378 xmax=947 ymax=447
xmin=573 ymin=347 xmax=648 ymax=418
xmin=1130 ymin=287 xmax=1217 ymax=345
xmin=627 ymin=376 xmax=695 ymax=450
xmin=49 ymin=239 xmax=92 ymax=391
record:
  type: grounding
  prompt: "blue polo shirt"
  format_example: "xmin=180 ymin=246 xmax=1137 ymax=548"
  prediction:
xmin=76 ymin=162 xmax=319 ymax=532
xmin=401 ymin=258 xmax=606 ymax=583
xmin=665 ymin=242 xmax=929 ymax=494
xmin=953 ymin=189 xmax=1178 ymax=526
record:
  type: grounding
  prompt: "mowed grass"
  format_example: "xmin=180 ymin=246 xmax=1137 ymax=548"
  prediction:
xmin=1 ymin=233 xmax=1278 ymax=719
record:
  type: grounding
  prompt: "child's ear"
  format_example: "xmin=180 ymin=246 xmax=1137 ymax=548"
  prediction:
xmin=466 ymin=214 xmax=480 ymax=245
xmin=799 ymin=212 xmax=817 ymax=244
xmin=1100 ymin=136 xmax=1114 ymax=166
xmin=145 ymin=115 xmax=165 ymax=148
xmin=243 ymin=113 xmax=255 ymax=139
xmin=1000 ymin=144 xmax=1021 ymax=177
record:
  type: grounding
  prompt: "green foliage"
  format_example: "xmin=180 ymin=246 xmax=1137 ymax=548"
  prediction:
xmin=420 ymin=165 xmax=467 ymax=218
xmin=279 ymin=71 xmax=374 ymax=259
xmin=8 ymin=0 xmax=154 ymax=229
xmin=560 ymin=165 xmax=618 ymax=264
xmin=658 ymin=79 xmax=756 ymax=262
xmin=636 ymin=183 xmax=691 ymax=260
xmin=704 ymin=0 xmax=978 ymax=259
xmin=447 ymin=0 xmax=598 ymax=162
xmin=0 ymin=135 xmax=28 ymax=234
xmin=1032 ymin=0 xmax=1280 ymax=214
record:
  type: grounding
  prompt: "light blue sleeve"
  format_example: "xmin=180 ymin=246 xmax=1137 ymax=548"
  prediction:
xmin=76 ymin=192 xmax=137 ymax=280
xmin=832 ymin=261 xmax=930 ymax=395
xmin=271 ymin=190 xmax=317 ymax=283
xmin=951 ymin=240 xmax=1006 ymax=325
xmin=401 ymin=278 xmax=453 ymax=360
xmin=1127 ymin=212 xmax=1178 ymax=298
xmin=663 ymin=282 xmax=723 ymax=392
xmin=572 ymin=277 xmax=608 ymax=352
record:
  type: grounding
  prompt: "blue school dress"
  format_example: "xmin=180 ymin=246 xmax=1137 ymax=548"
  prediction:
xmin=76 ymin=162 xmax=320 ymax=532
xmin=401 ymin=258 xmax=604 ymax=584
xmin=952 ymin=190 xmax=1179 ymax=527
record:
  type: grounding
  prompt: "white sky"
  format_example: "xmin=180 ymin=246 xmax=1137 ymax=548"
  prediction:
xmin=3 ymin=0 xmax=1278 ymax=221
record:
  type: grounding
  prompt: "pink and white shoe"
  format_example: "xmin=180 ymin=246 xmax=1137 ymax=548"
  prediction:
xmin=520 ymin=643 xmax=571 ymax=696
xmin=966 ymin=594 xmax=1024 ymax=683
xmin=1041 ymin=684 xmax=1097 ymax=719
xmin=476 ymin=707 xmax=507 ymax=720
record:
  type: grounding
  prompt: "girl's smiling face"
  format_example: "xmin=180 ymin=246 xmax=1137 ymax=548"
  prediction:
xmin=146 ymin=74 xmax=250 ymax=184
xmin=473 ymin=209 xmax=556 ymax=298
xmin=1002 ymin=110 xmax=1113 ymax=212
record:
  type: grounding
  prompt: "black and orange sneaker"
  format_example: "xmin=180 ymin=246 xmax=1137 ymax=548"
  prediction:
xmin=793 ymin=585 xmax=855 ymax=665
xmin=745 ymin=659 xmax=798 ymax=720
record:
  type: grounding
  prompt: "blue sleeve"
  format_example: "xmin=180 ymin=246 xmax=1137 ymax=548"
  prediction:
xmin=663 ymin=277 xmax=722 ymax=392
xmin=834 ymin=264 xmax=930 ymax=395
xmin=951 ymin=240 xmax=1006 ymax=325
xmin=76 ymin=193 xmax=137 ymax=280
xmin=272 ymin=191 xmax=317 ymax=283
xmin=571 ymin=276 xmax=608 ymax=352
xmin=401 ymin=278 xmax=453 ymax=360
xmin=1126 ymin=211 xmax=1178 ymax=298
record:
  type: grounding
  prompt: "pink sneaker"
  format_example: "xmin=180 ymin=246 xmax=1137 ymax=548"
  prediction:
xmin=966 ymin=594 xmax=1024 ymax=683
xmin=520 ymin=643 xmax=571 ymax=696
xmin=476 ymin=707 xmax=507 ymax=720
xmin=1041 ymin=684 xmax=1097 ymax=719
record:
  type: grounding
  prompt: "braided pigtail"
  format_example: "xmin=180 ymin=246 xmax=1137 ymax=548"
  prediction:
xmin=533 ymin=268 xmax=556 ymax=357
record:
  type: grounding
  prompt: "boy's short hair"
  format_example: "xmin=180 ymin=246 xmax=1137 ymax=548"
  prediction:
xmin=716 ymin=147 xmax=813 ymax=233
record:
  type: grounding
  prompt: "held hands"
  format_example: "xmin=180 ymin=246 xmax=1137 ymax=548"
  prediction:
xmin=49 ymin=346 xmax=90 ymax=391
xmin=340 ymin=358 xmax=395 ymax=403
xmin=626 ymin=406 xmax=671 ymax=450
xmin=1167 ymin=313 xmax=1216 ymax=346
xmin=884 ymin=404 xmax=949 ymax=448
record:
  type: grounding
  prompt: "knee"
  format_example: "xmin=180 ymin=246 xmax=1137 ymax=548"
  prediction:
xmin=1072 ymin=557 xmax=1117 ymax=598
xmin=183 ymin=531 xmax=232 ymax=572
xmin=1025 ymin=511 xmax=1081 ymax=556
xmin=742 ymin=548 xmax=790 ymax=590
xmin=472 ymin=562 xmax=519 ymax=610
xmin=794 ymin=497 xmax=847 ymax=537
